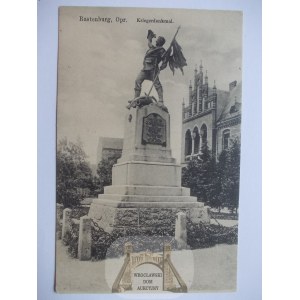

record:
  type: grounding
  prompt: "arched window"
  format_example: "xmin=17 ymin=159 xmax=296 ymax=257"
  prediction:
xmin=222 ymin=129 xmax=230 ymax=150
xmin=193 ymin=127 xmax=200 ymax=154
xmin=185 ymin=130 xmax=192 ymax=156
xmin=200 ymin=124 xmax=207 ymax=150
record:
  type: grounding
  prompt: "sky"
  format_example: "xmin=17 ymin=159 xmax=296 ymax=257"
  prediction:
xmin=57 ymin=6 xmax=242 ymax=164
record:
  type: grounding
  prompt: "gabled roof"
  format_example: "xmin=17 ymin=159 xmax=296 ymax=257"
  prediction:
xmin=215 ymin=89 xmax=230 ymax=120
xmin=217 ymin=82 xmax=242 ymax=122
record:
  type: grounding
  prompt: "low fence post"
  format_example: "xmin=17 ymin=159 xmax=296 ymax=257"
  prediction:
xmin=62 ymin=208 xmax=72 ymax=242
xmin=175 ymin=212 xmax=187 ymax=250
xmin=78 ymin=216 xmax=92 ymax=261
xmin=56 ymin=204 xmax=64 ymax=240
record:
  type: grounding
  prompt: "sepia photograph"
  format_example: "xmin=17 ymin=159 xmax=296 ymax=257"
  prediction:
xmin=55 ymin=6 xmax=242 ymax=294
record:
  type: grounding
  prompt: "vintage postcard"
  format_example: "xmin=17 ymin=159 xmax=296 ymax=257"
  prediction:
xmin=55 ymin=6 xmax=242 ymax=293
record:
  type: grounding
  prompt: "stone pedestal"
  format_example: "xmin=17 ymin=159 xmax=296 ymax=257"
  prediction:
xmin=88 ymin=102 xmax=209 ymax=233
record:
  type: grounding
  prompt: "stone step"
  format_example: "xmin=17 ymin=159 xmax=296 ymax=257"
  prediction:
xmin=103 ymin=185 xmax=191 ymax=196
xmin=97 ymin=194 xmax=197 ymax=202
xmin=118 ymin=153 xmax=176 ymax=164
xmin=91 ymin=199 xmax=203 ymax=208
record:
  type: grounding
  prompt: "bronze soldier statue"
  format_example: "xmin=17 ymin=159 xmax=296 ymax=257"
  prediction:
xmin=134 ymin=30 xmax=167 ymax=104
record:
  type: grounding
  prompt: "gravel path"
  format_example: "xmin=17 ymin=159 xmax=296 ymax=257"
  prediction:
xmin=55 ymin=241 xmax=237 ymax=293
xmin=55 ymin=241 xmax=110 ymax=293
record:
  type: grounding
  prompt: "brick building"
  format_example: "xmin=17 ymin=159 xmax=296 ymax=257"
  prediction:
xmin=97 ymin=137 xmax=123 ymax=164
xmin=181 ymin=63 xmax=242 ymax=164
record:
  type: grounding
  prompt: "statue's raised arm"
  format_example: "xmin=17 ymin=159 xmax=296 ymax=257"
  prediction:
xmin=147 ymin=30 xmax=156 ymax=48
xmin=134 ymin=30 xmax=166 ymax=104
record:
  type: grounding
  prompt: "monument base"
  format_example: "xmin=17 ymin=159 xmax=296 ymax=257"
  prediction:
xmin=88 ymin=103 xmax=210 ymax=234
xmin=88 ymin=185 xmax=210 ymax=233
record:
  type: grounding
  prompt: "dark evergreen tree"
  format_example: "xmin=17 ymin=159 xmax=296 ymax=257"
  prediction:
xmin=182 ymin=145 xmax=215 ymax=204
xmin=209 ymin=138 xmax=241 ymax=213
xmin=221 ymin=139 xmax=240 ymax=214
xmin=181 ymin=139 xmax=241 ymax=213
xmin=207 ymin=148 xmax=230 ymax=211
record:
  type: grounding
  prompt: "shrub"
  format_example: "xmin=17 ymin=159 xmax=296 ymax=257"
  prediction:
xmin=90 ymin=223 xmax=176 ymax=261
xmin=62 ymin=213 xmax=238 ymax=260
xmin=71 ymin=206 xmax=89 ymax=219
xmin=187 ymin=218 xmax=238 ymax=249
xmin=63 ymin=222 xmax=80 ymax=258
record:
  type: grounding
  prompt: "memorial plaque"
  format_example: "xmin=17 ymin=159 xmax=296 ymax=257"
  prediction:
xmin=142 ymin=113 xmax=167 ymax=146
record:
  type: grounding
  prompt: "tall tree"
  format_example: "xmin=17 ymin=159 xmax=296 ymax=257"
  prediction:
xmin=221 ymin=139 xmax=241 ymax=214
xmin=181 ymin=140 xmax=241 ymax=213
xmin=209 ymin=138 xmax=241 ymax=213
xmin=57 ymin=138 xmax=93 ymax=207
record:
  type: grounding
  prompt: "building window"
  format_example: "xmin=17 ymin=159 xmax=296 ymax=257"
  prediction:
xmin=193 ymin=97 xmax=197 ymax=115
xmin=200 ymin=124 xmax=207 ymax=150
xmin=185 ymin=130 xmax=192 ymax=156
xmin=198 ymin=99 xmax=202 ymax=112
xmin=193 ymin=127 xmax=200 ymax=154
xmin=222 ymin=129 xmax=230 ymax=150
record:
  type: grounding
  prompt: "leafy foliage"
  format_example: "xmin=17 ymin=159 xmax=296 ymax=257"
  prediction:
xmin=209 ymin=139 xmax=241 ymax=213
xmin=57 ymin=138 xmax=94 ymax=207
xmin=182 ymin=139 xmax=241 ymax=213
xmin=91 ymin=226 xmax=176 ymax=261
xmin=187 ymin=219 xmax=238 ymax=249
xmin=91 ymin=226 xmax=113 ymax=260
xmin=63 ymin=222 xmax=80 ymax=258
xmin=182 ymin=145 xmax=215 ymax=203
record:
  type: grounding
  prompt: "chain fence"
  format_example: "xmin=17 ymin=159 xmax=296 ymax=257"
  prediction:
xmin=210 ymin=210 xmax=239 ymax=220
xmin=60 ymin=207 xmax=238 ymax=260
xmin=186 ymin=215 xmax=238 ymax=249
xmin=90 ymin=219 xmax=176 ymax=260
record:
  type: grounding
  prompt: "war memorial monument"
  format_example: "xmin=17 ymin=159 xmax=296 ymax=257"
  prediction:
xmin=56 ymin=9 xmax=242 ymax=292
xmin=88 ymin=28 xmax=210 ymax=234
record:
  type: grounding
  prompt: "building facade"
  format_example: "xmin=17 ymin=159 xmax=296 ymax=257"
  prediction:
xmin=181 ymin=63 xmax=242 ymax=164
xmin=97 ymin=137 xmax=124 ymax=164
